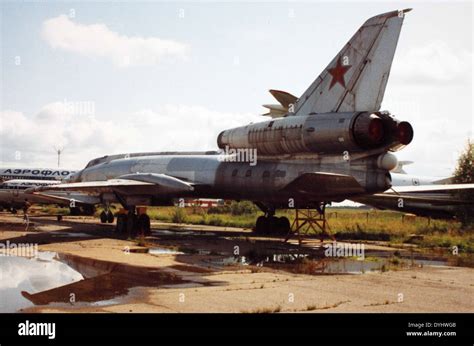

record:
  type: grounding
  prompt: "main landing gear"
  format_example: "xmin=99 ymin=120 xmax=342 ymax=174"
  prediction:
xmin=254 ymin=204 xmax=291 ymax=235
xmin=70 ymin=206 xmax=96 ymax=216
xmin=115 ymin=207 xmax=151 ymax=237
xmin=253 ymin=202 xmax=335 ymax=242
xmin=99 ymin=209 xmax=115 ymax=224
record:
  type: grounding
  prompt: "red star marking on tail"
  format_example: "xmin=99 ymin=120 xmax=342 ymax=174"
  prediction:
xmin=328 ymin=57 xmax=352 ymax=90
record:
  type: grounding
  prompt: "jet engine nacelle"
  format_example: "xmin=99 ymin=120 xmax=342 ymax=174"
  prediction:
xmin=217 ymin=112 xmax=413 ymax=155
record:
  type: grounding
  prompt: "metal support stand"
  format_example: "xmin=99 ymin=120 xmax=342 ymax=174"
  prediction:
xmin=284 ymin=202 xmax=334 ymax=245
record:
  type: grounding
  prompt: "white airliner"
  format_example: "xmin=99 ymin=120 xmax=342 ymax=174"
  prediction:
xmin=0 ymin=167 xmax=99 ymax=217
xmin=352 ymin=162 xmax=470 ymax=219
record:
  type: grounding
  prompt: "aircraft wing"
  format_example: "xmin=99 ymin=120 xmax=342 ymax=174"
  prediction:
xmin=28 ymin=192 xmax=101 ymax=206
xmin=392 ymin=183 xmax=474 ymax=194
xmin=282 ymin=172 xmax=365 ymax=197
xmin=28 ymin=173 xmax=194 ymax=196
xmin=357 ymin=183 xmax=474 ymax=205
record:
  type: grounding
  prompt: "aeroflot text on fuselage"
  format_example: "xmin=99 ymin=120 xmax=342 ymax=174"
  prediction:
xmin=1 ymin=169 xmax=75 ymax=178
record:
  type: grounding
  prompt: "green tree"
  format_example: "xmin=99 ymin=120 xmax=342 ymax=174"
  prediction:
xmin=453 ymin=139 xmax=474 ymax=225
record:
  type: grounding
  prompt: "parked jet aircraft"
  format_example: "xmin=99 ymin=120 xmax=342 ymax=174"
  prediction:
xmin=0 ymin=167 xmax=75 ymax=182
xmin=0 ymin=167 xmax=99 ymax=216
xmin=31 ymin=9 xmax=417 ymax=235
xmin=352 ymin=166 xmax=474 ymax=219
xmin=0 ymin=179 xmax=99 ymax=216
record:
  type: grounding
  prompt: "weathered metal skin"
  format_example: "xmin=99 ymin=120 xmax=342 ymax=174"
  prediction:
xmin=217 ymin=112 xmax=412 ymax=156
xmin=73 ymin=151 xmax=391 ymax=208
xmin=39 ymin=9 xmax=416 ymax=213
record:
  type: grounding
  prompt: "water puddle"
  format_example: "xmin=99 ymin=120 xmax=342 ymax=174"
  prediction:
xmin=152 ymin=229 xmax=216 ymax=237
xmin=149 ymin=247 xmax=184 ymax=255
xmin=0 ymin=252 xmax=84 ymax=312
xmin=129 ymin=247 xmax=184 ymax=255
xmin=51 ymin=232 xmax=96 ymax=238
xmin=205 ymin=251 xmax=451 ymax=275
xmin=206 ymin=256 xmax=249 ymax=266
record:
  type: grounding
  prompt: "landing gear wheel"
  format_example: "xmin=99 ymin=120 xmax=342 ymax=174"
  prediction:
xmin=11 ymin=208 xmax=17 ymax=214
xmin=100 ymin=211 xmax=108 ymax=223
xmin=126 ymin=212 xmax=138 ymax=237
xmin=138 ymin=214 xmax=151 ymax=236
xmin=277 ymin=216 xmax=291 ymax=235
xmin=116 ymin=214 xmax=127 ymax=233
xmin=255 ymin=216 xmax=267 ymax=235
xmin=267 ymin=216 xmax=279 ymax=235
xmin=106 ymin=211 xmax=114 ymax=223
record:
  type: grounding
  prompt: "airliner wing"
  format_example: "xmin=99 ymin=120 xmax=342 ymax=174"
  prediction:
xmin=392 ymin=183 xmax=474 ymax=194
xmin=360 ymin=183 xmax=474 ymax=205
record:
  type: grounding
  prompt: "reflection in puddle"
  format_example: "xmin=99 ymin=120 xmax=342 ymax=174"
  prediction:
xmin=90 ymin=298 xmax=123 ymax=307
xmin=149 ymin=248 xmax=184 ymax=255
xmin=206 ymin=256 xmax=249 ymax=266
xmin=152 ymin=230 xmax=216 ymax=237
xmin=51 ymin=232 xmax=96 ymax=238
xmin=205 ymin=252 xmax=450 ymax=275
xmin=0 ymin=244 xmax=455 ymax=312
xmin=18 ymin=252 xmax=189 ymax=309
xmin=152 ymin=230 xmax=193 ymax=236
xmin=0 ymin=252 xmax=83 ymax=312
xmin=129 ymin=247 xmax=184 ymax=255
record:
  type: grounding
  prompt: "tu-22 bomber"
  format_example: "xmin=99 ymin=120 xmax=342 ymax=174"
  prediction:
xmin=30 ymin=9 xmax=474 ymax=236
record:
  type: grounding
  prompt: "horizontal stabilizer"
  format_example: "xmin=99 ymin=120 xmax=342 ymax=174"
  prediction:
xmin=262 ymin=90 xmax=298 ymax=118
xmin=262 ymin=104 xmax=288 ymax=118
xmin=269 ymin=89 xmax=298 ymax=108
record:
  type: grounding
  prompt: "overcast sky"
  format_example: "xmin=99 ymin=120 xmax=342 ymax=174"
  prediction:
xmin=0 ymin=1 xmax=472 ymax=177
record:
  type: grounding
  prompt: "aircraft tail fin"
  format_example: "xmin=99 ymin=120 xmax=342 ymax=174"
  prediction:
xmin=294 ymin=9 xmax=411 ymax=115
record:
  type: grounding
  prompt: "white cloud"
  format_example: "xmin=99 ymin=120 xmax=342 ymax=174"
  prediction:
xmin=128 ymin=105 xmax=261 ymax=153
xmin=0 ymin=102 xmax=142 ymax=167
xmin=41 ymin=15 xmax=189 ymax=67
xmin=0 ymin=103 xmax=261 ymax=169
xmin=391 ymin=40 xmax=472 ymax=84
